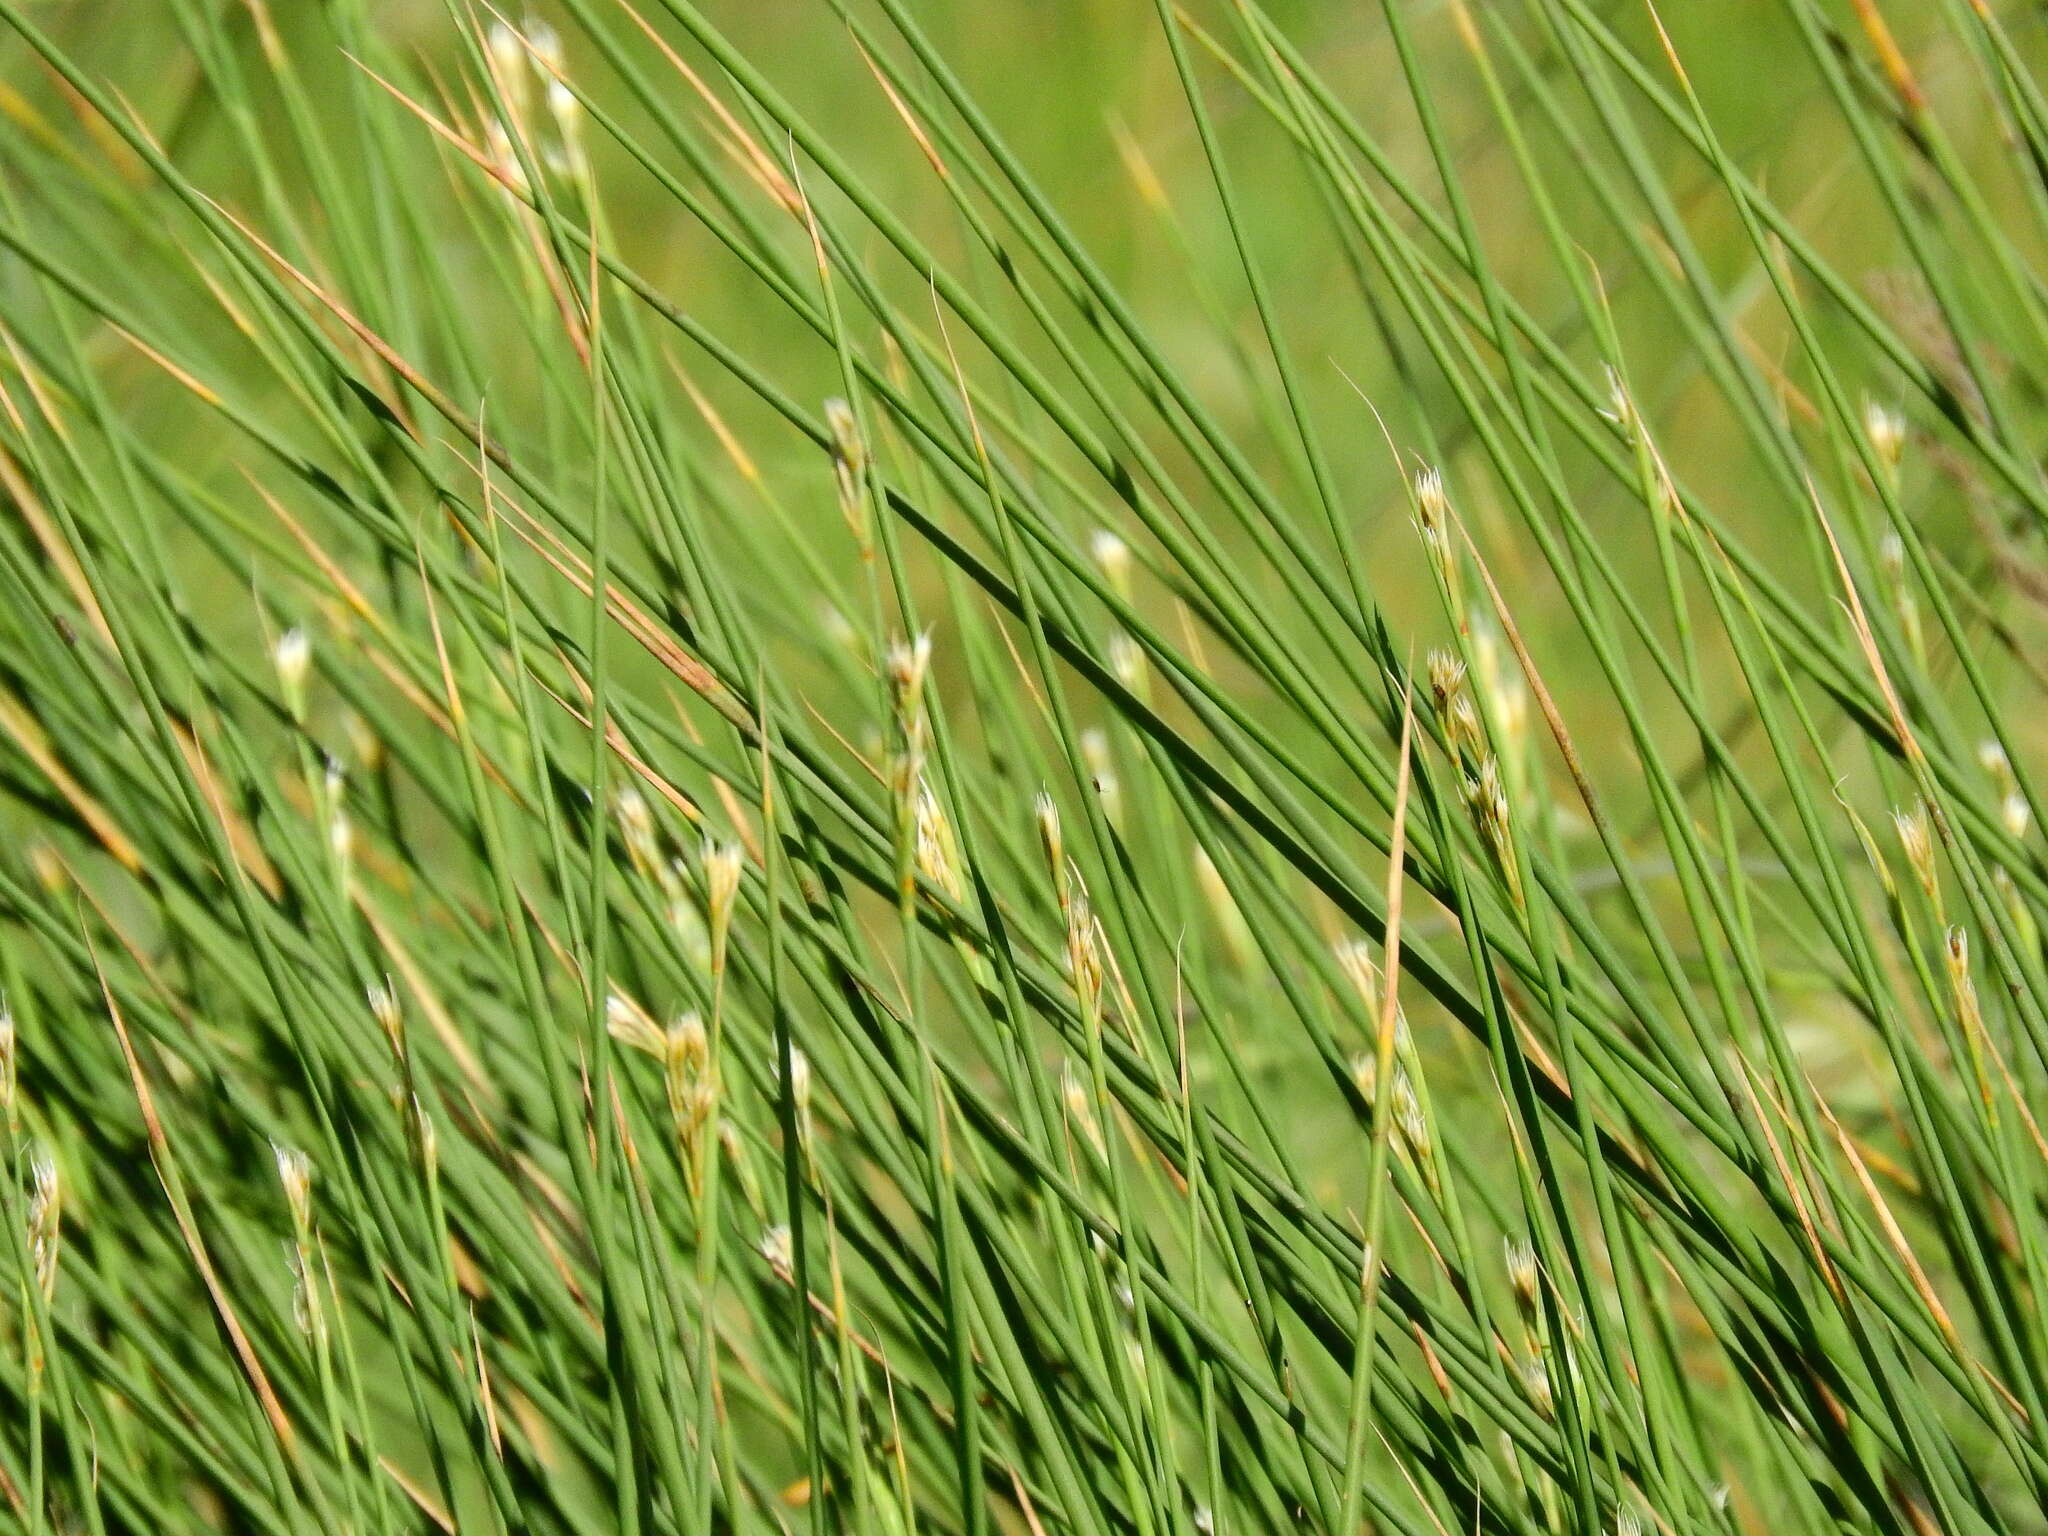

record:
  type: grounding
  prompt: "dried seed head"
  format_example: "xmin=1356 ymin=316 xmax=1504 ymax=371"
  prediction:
xmin=273 ymin=627 xmax=312 ymax=713
xmin=1518 ymin=1353 xmax=1555 ymax=1419
xmin=664 ymin=1012 xmax=712 ymax=1134
xmin=274 ymin=1144 xmax=313 ymax=1235
xmin=1980 ymin=740 xmax=2014 ymax=787
xmin=27 ymin=1147 xmax=59 ymax=1300
xmin=1445 ymin=693 xmax=1485 ymax=763
xmin=414 ymin=1096 xmax=439 ymax=1172
xmin=702 ymin=840 xmax=744 ymax=968
xmin=914 ymin=785 xmax=966 ymax=902
xmin=884 ymin=633 xmax=933 ymax=711
xmin=1392 ymin=1072 xmax=1431 ymax=1162
xmin=823 ymin=397 xmax=863 ymax=476
xmin=1466 ymin=756 xmax=1514 ymax=874
xmin=1469 ymin=623 xmax=1527 ymax=756
xmin=543 ymin=81 xmax=583 ymax=177
xmin=1413 ymin=466 xmax=1464 ymax=604
xmin=824 ymin=398 xmax=867 ymax=535
xmin=1032 ymin=792 xmax=1065 ymax=888
xmin=1426 ymin=649 xmax=1466 ymax=713
xmin=659 ymin=1012 xmax=705 ymax=1082
xmin=606 ymin=991 xmax=666 ymax=1057
xmin=1107 ymin=632 xmax=1148 ymax=701
xmin=366 ymin=979 xmax=403 ymax=1051
xmin=1334 ymin=940 xmax=1382 ymax=1012
xmin=1090 ymin=529 xmax=1133 ymax=599
xmin=817 ymin=605 xmax=858 ymax=656
xmin=668 ymin=877 xmax=712 ymax=969
xmin=1061 ymin=1060 xmax=1102 ymax=1153
xmin=284 ymin=1242 xmax=316 ymax=1335
xmin=1864 ymin=400 xmax=1906 ymax=470
xmin=1065 ymin=884 xmax=1105 ymax=1022
xmin=2003 ymin=792 xmax=2031 ymax=841
xmin=1413 ymin=466 xmax=1449 ymax=536
xmin=616 ymin=786 xmax=657 ymax=865
xmin=1878 ymin=530 xmax=1906 ymax=577
xmin=345 ymin=711 xmax=382 ymax=771
xmin=328 ymin=809 xmax=354 ymax=870
xmin=1504 ymin=1236 xmax=1539 ymax=1314
xmin=1891 ymin=803 xmax=1938 ymax=903
xmin=783 ymin=1048 xmax=812 ymax=1125
xmin=0 ymin=1008 xmax=14 ymax=1125
xmin=759 ymin=1223 xmax=794 ymax=1282
xmin=1602 ymin=364 xmax=1640 ymax=433
xmin=525 ymin=20 xmax=564 ymax=73
xmin=486 ymin=21 xmax=525 ymax=80
xmin=485 ymin=119 xmax=529 ymax=192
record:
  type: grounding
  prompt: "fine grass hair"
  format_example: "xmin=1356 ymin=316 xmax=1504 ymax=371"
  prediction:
xmin=1 ymin=2 xmax=2047 ymax=1534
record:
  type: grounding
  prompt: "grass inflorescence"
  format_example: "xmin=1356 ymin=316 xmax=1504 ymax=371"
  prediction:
xmin=1 ymin=2 xmax=2047 ymax=1533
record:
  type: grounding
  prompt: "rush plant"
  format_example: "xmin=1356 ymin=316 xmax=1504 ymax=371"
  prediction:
xmin=0 ymin=2 xmax=2045 ymax=1534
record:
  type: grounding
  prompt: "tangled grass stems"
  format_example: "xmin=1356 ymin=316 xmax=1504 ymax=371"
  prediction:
xmin=0 ymin=1 xmax=2046 ymax=1533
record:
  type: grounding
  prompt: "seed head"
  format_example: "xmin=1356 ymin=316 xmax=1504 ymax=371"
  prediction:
xmin=273 ymin=627 xmax=312 ymax=713
xmin=1426 ymin=649 xmax=1466 ymax=713
xmin=1979 ymin=740 xmax=2014 ymax=786
xmin=545 ymin=82 xmax=584 ymax=177
xmin=759 ymin=1223 xmax=794 ymax=1282
xmin=2003 ymin=793 xmax=2031 ymax=841
xmin=884 ymin=633 xmax=933 ymax=710
xmin=702 ymin=840 xmax=745 ymax=970
xmin=1466 ymin=756 xmax=1514 ymax=875
xmin=345 ymin=711 xmax=383 ymax=771
xmin=1504 ymin=1236 xmax=1539 ymax=1314
xmin=1090 ymin=529 xmax=1133 ymax=598
xmin=1413 ymin=466 xmax=1449 ymax=535
xmin=1891 ymin=803 xmax=1938 ymax=904
xmin=664 ymin=1012 xmax=713 ymax=1136
xmin=0 ymin=1008 xmax=15 ymax=1126
xmin=486 ymin=21 xmax=525 ymax=80
xmin=914 ymin=785 xmax=966 ymax=902
xmin=1107 ymin=632 xmax=1148 ymax=702
xmin=1864 ymin=400 xmax=1906 ymax=470
xmin=1391 ymin=1072 xmax=1430 ymax=1162
xmin=824 ymin=398 xmax=867 ymax=535
xmin=27 ymin=1146 xmax=59 ymax=1300
xmin=414 ymin=1095 xmax=439 ymax=1172
xmin=328 ymin=808 xmax=354 ymax=869
xmin=783 ymin=1048 xmax=812 ymax=1125
xmin=1065 ymin=885 xmax=1106 ymax=1022
xmin=525 ymin=20 xmax=564 ymax=73
xmin=274 ymin=1144 xmax=313 ymax=1235
xmin=616 ymin=786 xmax=660 ymax=875
xmin=823 ymin=397 xmax=863 ymax=475
xmin=1032 ymin=791 xmax=1065 ymax=888
xmin=367 ymin=978 xmax=403 ymax=1050
xmin=1518 ymin=1353 xmax=1555 ymax=1419
xmin=606 ymin=991 xmax=666 ymax=1057
xmin=1061 ymin=1060 xmax=1103 ymax=1154
xmin=1334 ymin=940 xmax=1382 ymax=1013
